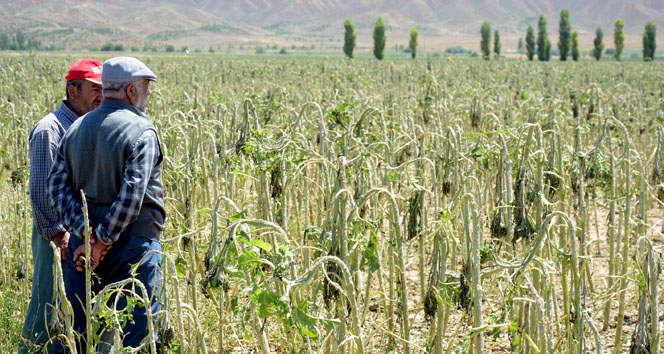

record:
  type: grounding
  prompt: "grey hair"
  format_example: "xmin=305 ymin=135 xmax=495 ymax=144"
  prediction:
xmin=102 ymin=80 xmax=143 ymax=99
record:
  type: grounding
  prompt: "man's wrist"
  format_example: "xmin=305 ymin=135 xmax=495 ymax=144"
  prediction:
xmin=40 ymin=224 xmax=67 ymax=240
xmin=92 ymin=242 xmax=111 ymax=251
xmin=94 ymin=225 xmax=115 ymax=245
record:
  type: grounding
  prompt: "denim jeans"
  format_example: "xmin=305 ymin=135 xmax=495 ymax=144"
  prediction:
xmin=19 ymin=224 xmax=65 ymax=354
xmin=56 ymin=232 xmax=162 ymax=352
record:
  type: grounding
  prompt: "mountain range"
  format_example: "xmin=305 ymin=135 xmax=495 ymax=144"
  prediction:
xmin=1 ymin=0 xmax=661 ymax=51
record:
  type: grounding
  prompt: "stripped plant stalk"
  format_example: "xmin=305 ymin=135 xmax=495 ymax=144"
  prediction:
xmin=613 ymin=118 xmax=635 ymax=354
xmin=79 ymin=190 xmax=93 ymax=353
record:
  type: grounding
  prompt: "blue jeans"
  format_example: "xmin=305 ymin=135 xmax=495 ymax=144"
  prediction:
xmin=19 ymin=224 xmax=65 ymax=354
xmin=56 ymin=232 xmax=162 ymax=352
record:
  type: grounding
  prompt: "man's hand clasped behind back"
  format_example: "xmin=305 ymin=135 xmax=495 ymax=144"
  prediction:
xmin=52 ymin=231 xmax=70 ymax=261
xmin=72 ymin=232 xmax=111 ymax=272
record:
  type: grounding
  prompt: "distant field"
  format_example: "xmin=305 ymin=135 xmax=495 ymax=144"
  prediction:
xmin=0 ymin=53 xmax=662 ymax=353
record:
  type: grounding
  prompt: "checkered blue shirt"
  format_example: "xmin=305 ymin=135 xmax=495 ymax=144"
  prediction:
xmin=29 ymin=101 xmax=78 ymax=239
xmin=47 ymin=127 xmax=161 ymax=245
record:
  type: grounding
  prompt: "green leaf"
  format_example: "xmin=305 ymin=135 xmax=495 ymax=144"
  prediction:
xmin=292 ymin=308 xmax=320 ymax=339
xmin=361 ymin=231 xmax=380 ymax=273
xmin=231 ymin=169 xmax=247 ymax=181
xmin=175 ymin=257 xmax=187 ymax=276
xmin=250 ymin=239 xmax=272 ymax=253
xmin=229 ymin=209 xmax=248 ymax=222
xmin=172 ymin=343 xmax=182 ymax=354
xmin=238 ymin=251 xmax=259 ymax=272
xmin=300 ymin=327 xmax=318 ymax=339
xmin=508 ymin=321 xmax=518 ymax=332
xmin=321 ymin=318 xmax=341 ymax=330
xmin=255 ymin=289 xmax=289 ymax=319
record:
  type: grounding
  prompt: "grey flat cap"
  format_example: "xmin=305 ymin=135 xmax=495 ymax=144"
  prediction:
xmin=102 ymin=57 xmax=157 ymax=83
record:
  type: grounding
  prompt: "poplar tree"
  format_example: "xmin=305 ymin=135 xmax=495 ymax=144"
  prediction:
xmin=15 ymin=30 xmax=26 ymax=50
xmin=373 ymin=17 xmax=386 ymax=60
xmin=537 ymin=15 xmax=549 ymax=61
xmin=343 ymin=19 xmax=356 ymax=59
xmin=614 ymin=19 xmax=625 ymax=61
xmin=558 ymin=9 xmax=571 ymax=60
xmin=480 ymin=22 xmax=491 ymax=60
xmin=493 ymin=30 xmax=501 ymax=58
xmin=571 ymin=30 xmax=579 ymax=61
xmin=525 ymin=25 xmax=535 ymax=60
xmin=643 ymin=22 xmax=656 ymax=61
xmin=593 ymin=27 xmax=604 ymax=61
xmin=409 ymin=27 xmax=418 ymax=59
xmin=0 ymin=33 xmax=8 ymax=50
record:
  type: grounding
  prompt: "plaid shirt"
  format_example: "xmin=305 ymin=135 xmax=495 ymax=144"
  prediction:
xmin=47 ymin=128 xmax=161 ymax=245
xmin=29 ymin=101 xmax=78 ymax=239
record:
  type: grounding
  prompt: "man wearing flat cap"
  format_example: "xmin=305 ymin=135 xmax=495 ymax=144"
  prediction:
xmin=20 ymin=59 xmax=103 ymax=353
xmin=48 ymin=57 xmax=165 ymax=351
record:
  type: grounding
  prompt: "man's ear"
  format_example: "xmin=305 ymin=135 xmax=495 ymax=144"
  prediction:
xmin=126 ymin=83 xmax=137 ymax=104
xmin=67 ymin=83 xmax=78 ymax=100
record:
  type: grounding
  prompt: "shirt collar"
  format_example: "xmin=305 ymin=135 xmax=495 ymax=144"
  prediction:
xmin=56 ymin=100 xmax=79 ymax=126
xmin=100 ymin=99 xmax=147 ymax=118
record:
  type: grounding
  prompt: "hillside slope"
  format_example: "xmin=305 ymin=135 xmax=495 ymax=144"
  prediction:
xmin=1 ymin=0 xmax=661 ymax=51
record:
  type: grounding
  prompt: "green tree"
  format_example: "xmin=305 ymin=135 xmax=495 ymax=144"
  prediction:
xmin=643 ymin=22 xmax=656 ymax=61
xmin=518 ymin=37 xmax=524 ymax=53
xmin=0 ymin=33 xmax=8 ymax=50
xmin=343 ymin=19 xmax=356 ymax=59
xmin=165 ymin=44 xmax=175 ymax=52
xmin=614 ymin=19 xmax=625 ymax=61
xmin=558 ymin=9 xmax=571 ymax=60
xmin=27 ymin=38 xmax=41 ymax=50
xmin=15 ymin=30 xmax=26 ymax=50
xmin=537 ymin=15 xmax=549 ymax=61
xmin=571 ymin=30 xmax=579 ymax=61
xmin=373 ymin=17 xmax=387 ymax=60
xmin=525 ymin=25 xmax=536 ymax=60
xmin=480 ymin=21 xmax=491 ymax=60
xmin=409 ymin=27 xmax=418 ymax=59
xmin=593 ymin=27 xmax=604 ymax=61
xmin=493 ymin=30 xmax=501 ymax=58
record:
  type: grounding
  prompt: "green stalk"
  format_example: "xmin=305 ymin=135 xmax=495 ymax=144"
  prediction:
xmin=613 ymin=119 xmax=633 ymax=354
xmin=470 ymin=197 xmax=483 ymax=354
xmin=80 ymin=191 xmax=93 ymax=353
xmin=50 ymin=242 xmax=77 ymax=353
xmin=647 ymin=240 xmax=660 ymax=354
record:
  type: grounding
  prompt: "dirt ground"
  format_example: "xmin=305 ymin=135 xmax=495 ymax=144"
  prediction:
xmin=358 ymin=195 xmax=664 ymax=353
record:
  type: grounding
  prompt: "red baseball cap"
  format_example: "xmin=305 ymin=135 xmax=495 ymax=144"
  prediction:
xmin=65 ymin=59 xmax=103 ymax=84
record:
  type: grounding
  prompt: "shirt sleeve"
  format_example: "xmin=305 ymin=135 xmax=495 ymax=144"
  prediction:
xmin=29 ymin=128 xmax=66 ymax=239
xmin=47 ymin=147 xmax=86 ymax=239
xmin=95 ymin=130 xmax=160 ymax=245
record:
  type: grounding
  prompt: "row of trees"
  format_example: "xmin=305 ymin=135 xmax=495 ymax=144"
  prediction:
xmin=526 ymin=12 xmax=654 ymax=61
xmin=0 ymin=30 xmax=44 ymax=51
xmin=343 ymin=18 xmax=419 ymax=60
xmin=480 ymin=22 xmax=501 ymax=59
xmin=484 ymin=12 xmax=657 ymax=62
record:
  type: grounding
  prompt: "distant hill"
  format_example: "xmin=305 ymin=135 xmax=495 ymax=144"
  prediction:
xmin=1 ymin=0 xmax=662 ymax=52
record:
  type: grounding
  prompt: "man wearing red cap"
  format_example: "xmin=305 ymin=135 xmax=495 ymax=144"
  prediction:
xmin=19 ymin=59 xmax=103 ymax=353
